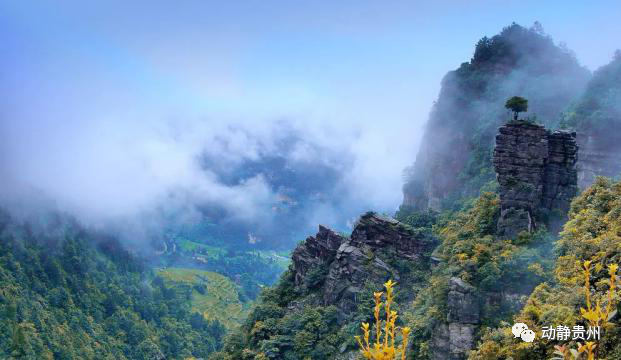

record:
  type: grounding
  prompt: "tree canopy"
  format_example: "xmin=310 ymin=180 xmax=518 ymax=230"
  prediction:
xmin=505 ymin=96 xmax=529 ymax=120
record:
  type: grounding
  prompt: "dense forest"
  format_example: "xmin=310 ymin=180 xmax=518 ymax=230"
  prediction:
xmin=0 ymin=210 xmax=225 ymax=359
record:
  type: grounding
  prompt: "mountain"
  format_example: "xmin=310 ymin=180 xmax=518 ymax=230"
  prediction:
xmin=4 ymin=22 xmax=621 ymax=360
xmin=400 ymin=23 xmax=590 ymax=213
xmin=216 ymin=120 xmax=565 ymax=360
xmin=219 ymin=119 xmax=586 ymax=360
xmin=219 ymin=24 xmax=621 ymax=360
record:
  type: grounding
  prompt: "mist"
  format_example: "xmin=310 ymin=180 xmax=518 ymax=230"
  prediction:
xmin=2 ymin=1 xmax=620 ymax=249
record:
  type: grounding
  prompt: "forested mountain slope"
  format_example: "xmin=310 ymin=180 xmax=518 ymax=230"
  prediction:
xmin=213 ymin=213 xmax=436 ymax=360
xmin=560 ymin=52 xmax=621 ymax=188
xmin=0 ymin=210 xmax=225 ymax=359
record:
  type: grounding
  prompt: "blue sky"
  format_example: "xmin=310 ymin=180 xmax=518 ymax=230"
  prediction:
xmin=1 ymin=0 xmax=620 ymax=228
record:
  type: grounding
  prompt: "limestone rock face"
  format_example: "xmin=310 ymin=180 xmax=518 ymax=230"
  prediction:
xmin=431 ymin=277 xmax=480 ymax=360
xmin=323 ymin=213 xmax=434 ymax=313
xmin=493 ymin=121 xmax=578 ymax=238
xmin=542 ymin=130 xmax=579 ymax=231
xmin=291 ymin=225 xmax=345 ymax=288
xmin=290 ymin=212 xmax=435 ymax=314
xmin=348 ymin=213 xmax=431 ymax=261
xmin=447 ymin=277 xmax=480 ymax=324
xmin=402 ymin=122 xmax=471 ymax=212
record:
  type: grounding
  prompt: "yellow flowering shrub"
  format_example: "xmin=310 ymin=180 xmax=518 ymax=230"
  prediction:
xmin=355 ymin=280 xmax=411 ymax=360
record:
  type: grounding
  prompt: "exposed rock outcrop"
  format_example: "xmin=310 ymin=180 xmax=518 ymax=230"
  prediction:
xmin=291 ymin=225 xmax=344 ymax=288
xmin=493 ymin=121 xmax=578 ymax=238
xmin=431 ymin=277 xmax=481 ymax=360
xmin=291 ymin=212 xmax=435 ymax=315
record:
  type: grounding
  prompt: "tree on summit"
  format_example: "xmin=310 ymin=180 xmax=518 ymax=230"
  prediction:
xmin=505 ymin=96 xmax=528 ymax=120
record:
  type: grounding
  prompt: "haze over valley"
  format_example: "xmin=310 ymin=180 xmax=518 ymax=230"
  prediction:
xmin=1 ymin=2 xmax=621 ymax=359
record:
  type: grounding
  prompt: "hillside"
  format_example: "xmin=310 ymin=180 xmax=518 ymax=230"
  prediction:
xmin=158 ymin=229 xmax=289 ymax=301
xmin=471 ymin=177 xmax=621 ymax=359
xmin=560 ymin=51 xmax=621 ymax=187
xmin=156 ymin=267 xmax=252 ymax=329
xmin=0 ymin=211 xmax=225 ymax=359
xmin=213 ymin=213 xmax=436 ymax=359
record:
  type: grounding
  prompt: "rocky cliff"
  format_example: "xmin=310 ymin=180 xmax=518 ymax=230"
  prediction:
xmin=292 ymin=212 xmax=436 ymax=314
xmin=431 ymin=277 xmax=481 ymax=360
xmin=219 ymin=212 xmax=437 ymax=359
xmin=425 ymin=121 xmax=578 ymax=360
xmin=401 ymin=24 xmax=589 ymax=213
xmin=493 ymin=121 xmax=578 ymax=238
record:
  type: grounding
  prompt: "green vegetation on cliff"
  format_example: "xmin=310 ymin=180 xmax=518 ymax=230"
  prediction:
xmin=560 ymin=51 xmax=621 ymax=132
xmin=212 ymin=269 xmax=351 ymax=360
xmin=215 ymin=214 xmax=435 ymax=360
xmin=471 ymin=177 xmax=621 ymax=360
xmin=405 ymin=192 xmax=553 ymax=358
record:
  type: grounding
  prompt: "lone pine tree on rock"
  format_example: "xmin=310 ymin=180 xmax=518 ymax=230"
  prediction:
xmin=505 ymin=96 xmax=528 ymax=120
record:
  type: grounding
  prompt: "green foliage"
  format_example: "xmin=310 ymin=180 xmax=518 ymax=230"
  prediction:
xmin=304 ymin=266 xmax=329 ymax=291
xmin=395 ymin=209 xmax=438 ymax=229
xmin=213 ymin=268 xmax=348 ymax=360
xmin=439 ymin=192 xmax=551 ymax=290
xmin=470 ymin=177 xmax=621 ymax=359
xmin=560 ymin=54 xmax=621 ymax=132
xmin=0 ymin=211 xmax=225 ymax=359
xmin=505 ymin=96 xmax=529 ymax=120
xmin=156 ymin=267 xmax=252 ymax=329
xmin=405 ymin=193 xmax=553 ymax=356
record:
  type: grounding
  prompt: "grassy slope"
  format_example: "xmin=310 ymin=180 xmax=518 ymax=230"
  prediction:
xmin=156 ymin=267 xmax=252 ymax=329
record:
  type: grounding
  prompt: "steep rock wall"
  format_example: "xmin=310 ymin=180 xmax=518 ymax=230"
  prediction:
xmin=493 ymin=121 xmax=577 ymax=238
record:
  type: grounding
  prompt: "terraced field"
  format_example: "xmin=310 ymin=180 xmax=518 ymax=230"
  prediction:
xmin=156 ymin=267 xmax=252 ymax=329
